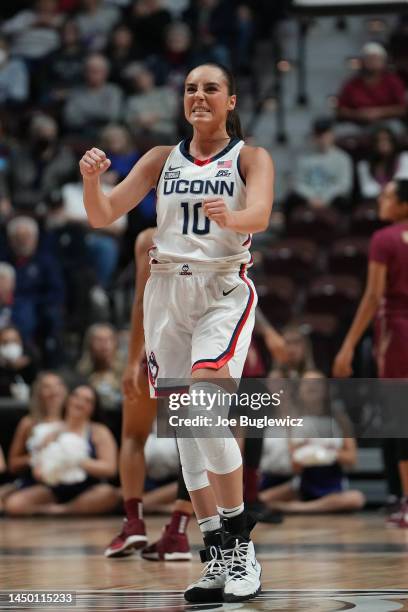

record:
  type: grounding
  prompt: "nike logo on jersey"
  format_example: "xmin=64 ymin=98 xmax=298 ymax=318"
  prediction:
xmin=169 ymin=165 xmax=183 ymax=171
xmin=223 ymin=285 xmax=239 ymax=296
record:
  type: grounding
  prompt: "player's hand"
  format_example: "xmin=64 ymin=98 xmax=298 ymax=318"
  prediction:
xmin=122 ymin=360 xmax=141 ymax=400
xmin=203 ymin=198 xmax=233 ymax=229
xmin=264 ymin=329 xmax=289 ymax=364
xmin=332 ymin=344 xmax=354 ymax=378
xmin=79 ymin=147 xmax=111 ymax=180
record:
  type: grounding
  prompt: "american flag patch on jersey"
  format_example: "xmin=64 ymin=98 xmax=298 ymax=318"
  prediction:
xmin=217 ymin=160 xmax=232 ymax=168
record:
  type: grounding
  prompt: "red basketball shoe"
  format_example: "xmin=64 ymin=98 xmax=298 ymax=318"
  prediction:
xmin=398 ymin=500 xmax=408 ymax=528
xmin=141 ymin=524 xmax=192 ymax=561
xmin=385 ymin=499 xmax=405 ymax=528
xmin=105 ymin=518 xmax=148 ymax=558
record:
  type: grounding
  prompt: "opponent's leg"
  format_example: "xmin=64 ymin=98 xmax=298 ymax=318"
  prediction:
xmin=142 ymin=469 xmax=193 ymax=561
xmin=105 ymin=370 xmax=156 ymax=557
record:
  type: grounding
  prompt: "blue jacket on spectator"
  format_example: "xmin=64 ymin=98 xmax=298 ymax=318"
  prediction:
xmin=0 ymin=245 xmax=65 ymax=354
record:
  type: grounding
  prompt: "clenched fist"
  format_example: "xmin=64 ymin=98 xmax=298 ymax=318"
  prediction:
xmin=79 ymin=147 xmax=111 ymax=179
xmin=203 ymin=197 xmax=234 ymax=229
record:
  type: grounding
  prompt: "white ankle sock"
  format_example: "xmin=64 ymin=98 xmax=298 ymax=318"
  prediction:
xmin=198 ymin=515 xmax=221 ymax=534
xmin=217 ymin=503 xmax=244 ymax=519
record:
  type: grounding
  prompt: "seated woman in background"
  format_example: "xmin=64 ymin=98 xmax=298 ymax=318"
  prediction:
xmin=5 ymin=384 xmax=120 ymax=516
xmin=269 ymin=324 xmax=315 ymax=379
xmin=8 ymin=371 xmax=67 ymax=482
xmin=357 ymin=127 xmax=408 ymax=201
xmin=259 ymin=371 xmax=365 ymax=513
xmin=0 ymin=444 xmax=15 ymax=513
xmin=76 ymin=323 xmax=125 ymax=410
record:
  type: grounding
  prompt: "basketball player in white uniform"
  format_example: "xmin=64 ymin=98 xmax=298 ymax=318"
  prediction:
xmin=80 ymin=63 xmax=274 ymax=603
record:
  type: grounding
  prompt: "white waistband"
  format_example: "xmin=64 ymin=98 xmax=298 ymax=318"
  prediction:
xmin=149 ymin=261 xmax=247 ymax=274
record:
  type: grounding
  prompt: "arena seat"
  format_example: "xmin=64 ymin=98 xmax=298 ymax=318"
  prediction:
xmin=287 ymin=206 xmax=344 ymax=245
xmin=305 ymin=274 xmax=362 ymax=317
xmin=262 ymin=238 xmax=319 ymax=283
xmin=292 ymin=312 xmax=340 ymax=375
xmin=328 ymin=237 xmax=370 ymax=281
xmin=255 ymin=276 xmax=297 ymax=326
xmin=350 ymin=202 xmax=387 ymax=237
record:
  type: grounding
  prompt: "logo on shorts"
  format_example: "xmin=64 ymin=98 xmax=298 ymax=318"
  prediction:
xmin=148 ymin=351 xmax=159 ymax=386
xmin=223 ymin=285 xmax=238 ymax=296
xmin=180 ymin=264 xmax=192 ymax=276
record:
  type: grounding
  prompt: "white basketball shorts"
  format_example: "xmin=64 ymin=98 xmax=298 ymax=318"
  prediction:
xmin=143 ymin=261 xmax=257 ymax=396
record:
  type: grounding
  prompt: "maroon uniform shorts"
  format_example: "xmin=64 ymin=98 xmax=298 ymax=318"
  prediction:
xmin=375 ymin=316 xmax=408 ymax=379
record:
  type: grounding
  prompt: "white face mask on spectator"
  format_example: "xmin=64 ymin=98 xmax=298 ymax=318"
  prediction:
xmin=0 ymin=342 xmax=23 ymax=362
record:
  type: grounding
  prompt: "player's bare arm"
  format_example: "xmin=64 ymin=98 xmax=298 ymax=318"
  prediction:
xmin=333 ymin=261 xmax=386 ymax=377
xmin=122 ymin=228 xmax=154 ymax=399
xmin=255 ymin=307 xmax=289 ymax=363
xmin=203 ymin=146 xmax=273 ymax=233
xmin=80 ymin=146 xmax=172 ymax=227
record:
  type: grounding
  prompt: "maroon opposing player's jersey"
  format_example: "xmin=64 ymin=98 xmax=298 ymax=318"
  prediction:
xmin=369 ymin=222 xmax=408 ymax=377
xmin=369 ymin=222 xmax=408 ymax=319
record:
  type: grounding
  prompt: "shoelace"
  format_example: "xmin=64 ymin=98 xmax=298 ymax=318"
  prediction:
xmin=223 ymin=539 xmax=252 ymax=580
xmin=201 ymin=545 xmax=225 ymax=582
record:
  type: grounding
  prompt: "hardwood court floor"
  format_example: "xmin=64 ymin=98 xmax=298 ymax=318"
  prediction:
xmin=1 ymin=513 xmax=408 ymax=611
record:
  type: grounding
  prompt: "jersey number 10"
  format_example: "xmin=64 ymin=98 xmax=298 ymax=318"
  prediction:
xmin=181 ymin=202 xmax=210 ymax=235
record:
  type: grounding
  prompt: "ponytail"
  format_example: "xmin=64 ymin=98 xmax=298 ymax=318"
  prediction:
xmin=227 ymin=109 xmax=244 ymax=140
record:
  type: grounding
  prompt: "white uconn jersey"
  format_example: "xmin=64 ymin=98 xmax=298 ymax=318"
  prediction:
xmin=151 ymin=138 xmax=251 ymax=265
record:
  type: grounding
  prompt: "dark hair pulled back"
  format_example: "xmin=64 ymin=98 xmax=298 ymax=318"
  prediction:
xmin=191 ymin=62 xmax=244 ymax=140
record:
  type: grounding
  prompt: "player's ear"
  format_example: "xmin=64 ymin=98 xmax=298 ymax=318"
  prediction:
xmin=228 ymin=95 xmax=236 ymax=112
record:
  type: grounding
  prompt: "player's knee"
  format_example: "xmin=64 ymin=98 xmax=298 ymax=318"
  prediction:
xmin=177 ymin=437 xmax=209 ymax=491
xmin=120 ymin=434 xmax=149 ymax=452
xmin=182 ymin=466 xmax=209 ymax=491
xmin=189 ymin=381 xmax=230 ymax=418
xmin=197 ymin=436 xmax=242 ymax=474
xmin=188 ymin=381 xmax=242 ymax=474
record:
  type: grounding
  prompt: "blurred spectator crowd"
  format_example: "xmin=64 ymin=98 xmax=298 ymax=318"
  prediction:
xmin=0 ymin=0 xmax=288 ymax=375
xmin=0 ymin=1 xmax=407 ymax=516
xmin=0 ymin=1 xmax=405 ymax=385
